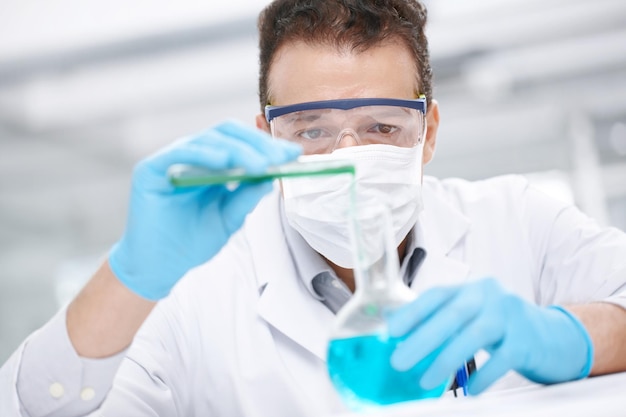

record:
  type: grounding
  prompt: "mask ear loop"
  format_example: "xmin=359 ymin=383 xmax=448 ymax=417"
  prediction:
xmin=331 ymin=128 xmax=363 ymax=152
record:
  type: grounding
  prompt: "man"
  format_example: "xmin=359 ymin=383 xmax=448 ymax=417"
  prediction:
xmin=2 ymin=0 xmax=626 ymax=416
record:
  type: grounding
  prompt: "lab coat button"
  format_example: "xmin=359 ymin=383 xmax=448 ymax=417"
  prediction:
xmin=49 ymin=382 xmax=64 ymax=399
xmin=81 ymin=387 xmax=96 ymax=401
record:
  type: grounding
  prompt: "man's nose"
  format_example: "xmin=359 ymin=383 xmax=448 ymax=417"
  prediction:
xmin=334 ymin=129 xmax=361 ymax=150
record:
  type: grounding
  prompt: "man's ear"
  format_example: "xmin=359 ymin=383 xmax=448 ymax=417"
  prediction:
xmin=422 ymin=99 xmax=440 ymax=165
xmin=256 ymin=114 xmax=271 ymax=133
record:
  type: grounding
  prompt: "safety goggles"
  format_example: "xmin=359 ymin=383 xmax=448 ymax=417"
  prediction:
xmin=265 ymin=97 xmax=427 ymax=155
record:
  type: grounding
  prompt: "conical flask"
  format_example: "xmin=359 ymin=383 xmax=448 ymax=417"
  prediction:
xmin=326 ymin=202 xmax=452 ymax=410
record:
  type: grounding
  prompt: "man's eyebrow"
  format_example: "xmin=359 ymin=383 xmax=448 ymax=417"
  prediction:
xmin=285 ymin=110 xmax=329 ymax=123
xmin=348 ymin=106 xmax=412 ymax=119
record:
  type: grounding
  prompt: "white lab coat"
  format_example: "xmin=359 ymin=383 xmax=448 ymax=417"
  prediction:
xmin=2 ymin=175 xmax=626 ymax=417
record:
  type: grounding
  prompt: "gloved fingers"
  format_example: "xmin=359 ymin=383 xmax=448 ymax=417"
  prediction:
xmin=389 ymin=283 xmax=493 ymax=372
xmin=219 ymin=180 xmax=275 ymax=235
xmin=147 ymin=134 xmax=277 ymax=177
xmin=418 ymin=311 xmax=505 ymax=390
xmin=387 ymin=285 xmax=459 ymax=338
xmin=213 ymin=120 xmax=302 ymax=165
xmin=466 ymin=350 xmax=511 ymax=395
xmin=390 ymin=303 xmax=471 ymax=372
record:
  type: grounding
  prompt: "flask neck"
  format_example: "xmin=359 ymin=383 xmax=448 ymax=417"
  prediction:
xmin=351 ymin=229 xmax=406 ymax=300
xmin=348 ymin=202 xmax=415 ymax=305
xmin=354 ymin=253 xmax=398 ymax=296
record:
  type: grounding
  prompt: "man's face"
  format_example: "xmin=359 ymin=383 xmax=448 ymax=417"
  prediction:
xmin=256 ymin=40 xmax=439 ymax=164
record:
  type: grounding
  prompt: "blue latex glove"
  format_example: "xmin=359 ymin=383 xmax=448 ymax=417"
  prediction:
xmin=387 ymin=278 xmax=594 ymax=395
xmin=109 ymin=120 xmax=301 ymax=301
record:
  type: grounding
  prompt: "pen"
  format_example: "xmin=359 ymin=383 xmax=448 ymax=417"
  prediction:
xmin=455 ymin=363 xmax=468 ymax=396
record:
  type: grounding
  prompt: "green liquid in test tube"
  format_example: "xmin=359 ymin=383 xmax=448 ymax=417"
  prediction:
xmin=167 ymin=156 xmax=356 ymax=187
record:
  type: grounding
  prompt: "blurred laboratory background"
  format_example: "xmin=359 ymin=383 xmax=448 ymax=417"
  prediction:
xmin=1 ymin=0 xmax=625 ymax=363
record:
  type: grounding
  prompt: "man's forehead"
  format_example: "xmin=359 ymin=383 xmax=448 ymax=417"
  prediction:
xmin=267 ymin=40 xmax=420 ymax=106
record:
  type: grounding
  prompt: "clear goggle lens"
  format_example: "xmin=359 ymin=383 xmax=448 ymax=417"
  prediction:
xmin=266 ymin=99 xmax=426 ymax=155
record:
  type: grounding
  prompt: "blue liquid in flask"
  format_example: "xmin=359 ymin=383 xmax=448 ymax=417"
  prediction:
xmin=327 ymin=333 xmax=450 ymax=409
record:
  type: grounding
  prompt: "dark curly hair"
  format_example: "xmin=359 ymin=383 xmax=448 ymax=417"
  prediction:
xmin=257 ymin=0 xmax=432 ymax=111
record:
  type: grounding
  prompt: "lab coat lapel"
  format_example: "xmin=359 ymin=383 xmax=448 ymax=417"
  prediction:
xmin=246 ymin=191 xmax=335 ymax=361
xmin=411 ymin=180 xmax=472 ymax=294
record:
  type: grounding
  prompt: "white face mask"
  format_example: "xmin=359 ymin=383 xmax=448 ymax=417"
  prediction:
xmin=281 ymin=143 xmax=424 ymax=269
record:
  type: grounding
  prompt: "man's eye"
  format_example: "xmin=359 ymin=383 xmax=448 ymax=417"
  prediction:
xmin=298 ymin=129 xmax=327 ymax=140
xmin=369 ymin=124 xmax=398 ymax=135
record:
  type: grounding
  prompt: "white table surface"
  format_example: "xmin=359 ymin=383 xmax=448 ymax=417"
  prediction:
xmin=328 ymin=372 xmax=626 ymax=417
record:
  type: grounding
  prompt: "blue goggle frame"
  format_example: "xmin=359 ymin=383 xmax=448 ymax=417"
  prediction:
xmin=265 ymin=97 xmax=427 ymax=122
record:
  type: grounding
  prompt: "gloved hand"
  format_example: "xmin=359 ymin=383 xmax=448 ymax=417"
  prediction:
xmin=387 ymin=278 xmax=594 ymax=395
xmin=109 ymin=120 xmax=301 ymax=301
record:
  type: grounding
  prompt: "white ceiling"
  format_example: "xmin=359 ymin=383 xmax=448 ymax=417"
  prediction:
xmin=0 ymin=0 xmax=269 ymax=61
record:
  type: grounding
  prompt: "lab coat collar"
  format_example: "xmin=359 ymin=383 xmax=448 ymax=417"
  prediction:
xmin=420 ymin=177 xmax=471 ymax=254
xmin=411 ymin=177 xmax=472 ymax=293
xmin=246 ymin=188 xmax=334 ymax=361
